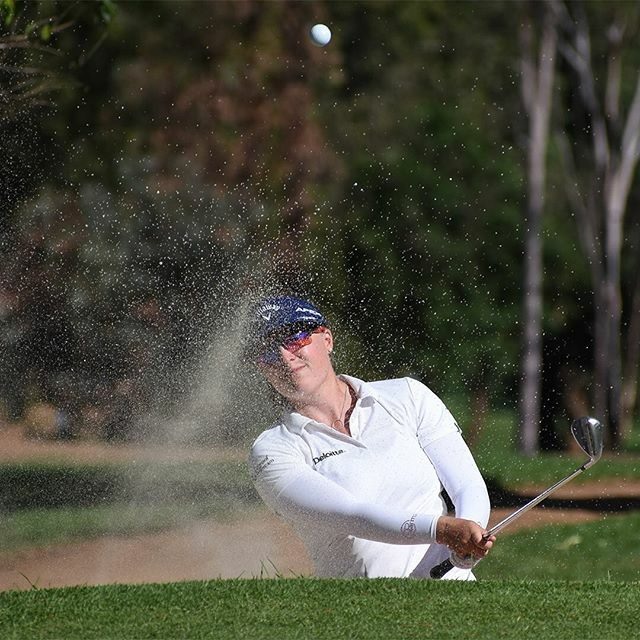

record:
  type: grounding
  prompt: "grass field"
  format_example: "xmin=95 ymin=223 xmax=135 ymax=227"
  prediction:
xmin=1 ymin=499 xmax=248 ymax=552
xmin=475 ymin=511 xmax=640 ymax=581
xmin=471 ymin=411 xmax=640 ymax=485
xmin=2 ymin=415 xmax=639 ymax=638
xmin=0 ymin=458 xmax=257 ymax=551
xmin=1 ymin=578 xmax=638 ymax=639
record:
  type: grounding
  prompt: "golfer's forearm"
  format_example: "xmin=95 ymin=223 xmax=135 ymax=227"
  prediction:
xmin=271 ymin=475 xmax=440 ymax=545
xmin=335 ymin=502 xmax=439 ymax=545
xmin=451 ymin=485 xmax=491 ymax=526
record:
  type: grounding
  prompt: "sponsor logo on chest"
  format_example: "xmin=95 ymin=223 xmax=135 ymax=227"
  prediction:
xmin=313 ymin=449 xmax=345 ymax=465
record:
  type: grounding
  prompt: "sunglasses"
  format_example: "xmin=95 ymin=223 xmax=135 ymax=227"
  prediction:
xmin=256 ymin=326 xmax=326 ymax=364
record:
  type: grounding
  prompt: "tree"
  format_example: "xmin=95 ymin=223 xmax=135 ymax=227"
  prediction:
xmin=306 ymin=2 xmax=524 ymax=423
xmin=0 ymin=0 xmax=115 ymax=224
xmin=518 ymin=0 xmax=558 ymax=455
xmin=1 ymin=0 xmax=345 ymax=439
xmin=554 ymin=0 xmax=640 ymax=446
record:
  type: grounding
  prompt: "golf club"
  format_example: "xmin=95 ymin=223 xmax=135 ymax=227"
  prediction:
xmin=430 ymin=416 xmax=603 ymax=579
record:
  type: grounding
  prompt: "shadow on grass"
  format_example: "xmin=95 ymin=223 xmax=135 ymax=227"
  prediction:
xmin=486 ymin=478 xmax=640 ymax=514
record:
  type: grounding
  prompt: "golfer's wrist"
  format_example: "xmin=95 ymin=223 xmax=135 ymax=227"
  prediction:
xmin=435 ymin=515 xmax=453 ymax=545
xmin=398 ymin=513 xmax=440 ymax=543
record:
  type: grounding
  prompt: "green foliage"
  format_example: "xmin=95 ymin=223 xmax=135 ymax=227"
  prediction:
xmin=303 ymin=2 xmax=525 ymax=400
xmin=98 ymin=0 xmax=116 ymax=25
xmin=1 ymin=579 xmax=639 ymax=639
xmin=2 ymin=0 xmax=640 ymax=447
xmin=0 ymin=0 xmax=118 ymax=219
xmin=0 ymin=0 xmax=15 ymax=26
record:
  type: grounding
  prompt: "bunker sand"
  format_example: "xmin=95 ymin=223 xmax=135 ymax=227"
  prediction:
xmin=0 ymin=511 xmax=312 ymax=591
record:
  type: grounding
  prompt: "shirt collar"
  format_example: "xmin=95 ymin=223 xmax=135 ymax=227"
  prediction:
xmin=281 ymin=374 xmax=382 ymax=435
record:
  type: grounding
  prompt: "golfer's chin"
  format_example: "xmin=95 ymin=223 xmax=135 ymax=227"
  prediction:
xmin=274 ymin=375 xmax=322 ymax=405
xmin=268 ymin=371 xmax=306 ymax=398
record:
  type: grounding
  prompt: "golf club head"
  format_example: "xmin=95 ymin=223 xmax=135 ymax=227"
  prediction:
xmin=570 ymin=416 xmax=603 ymax=467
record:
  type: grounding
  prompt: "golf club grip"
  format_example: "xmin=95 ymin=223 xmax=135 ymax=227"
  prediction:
xmin=430 ymin=558 xmax=454 ymax=579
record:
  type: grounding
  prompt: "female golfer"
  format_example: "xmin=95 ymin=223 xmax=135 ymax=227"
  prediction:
xmin=247 ymin=295 xmax=495 ymax=579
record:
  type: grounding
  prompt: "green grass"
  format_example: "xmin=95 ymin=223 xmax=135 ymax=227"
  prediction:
xmin=470 ymin=411 xmax=640 ymax=486
xmin=2 ymin=413 xmax=639 ymax=551
xmin=1 ymin=417 xmax=639 ymax=639
xmin=0 ymin=459 xmax=255 ymax=511
xmin=1 ymin=579 xmax=638 ymax=639
xmin=0 ymin=499 xmax=251 ymax=552
xmin=476 ymin=511 xmax=640 ymax=581
xmin=0 ymin=458 xmax=258 ymax=550
xmin=5 ymin=502 xmax=638 ymax=582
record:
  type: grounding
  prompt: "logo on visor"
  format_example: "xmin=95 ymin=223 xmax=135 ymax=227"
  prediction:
xmin=296 ymin=306 xmax=322 ymax=316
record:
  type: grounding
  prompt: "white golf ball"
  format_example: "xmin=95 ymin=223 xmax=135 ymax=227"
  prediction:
xmin=310 ymin=24 xmax=331 ymax=47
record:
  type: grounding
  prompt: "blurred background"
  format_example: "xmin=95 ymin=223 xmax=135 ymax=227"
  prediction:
xmin=3 ymin=0 xmax=639 ymax=451
xmin=1 ymin=0 xmax=640 ymax=587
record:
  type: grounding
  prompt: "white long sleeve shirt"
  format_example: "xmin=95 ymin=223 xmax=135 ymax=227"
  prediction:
xmin=248 ymin=375 xmax=490 ymax=579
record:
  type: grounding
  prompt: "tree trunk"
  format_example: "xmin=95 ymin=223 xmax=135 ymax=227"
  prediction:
xmin=519 ymin=2 xmax=557 ymax=456
xmin=592 ymin=280 xmax=608 ymax=423
xmin=604 ymin=206 xmax=623 ymax=447
xmin=622 ymin=268 xmax=640 ymax=436
xmin=554 ymin=1 xmax=640 ymax=447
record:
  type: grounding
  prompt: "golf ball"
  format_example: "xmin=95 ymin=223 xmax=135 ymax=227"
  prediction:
xmin=310 ymin=24 xmax=331 ymax=47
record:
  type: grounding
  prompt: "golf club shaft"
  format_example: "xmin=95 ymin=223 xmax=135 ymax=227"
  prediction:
xmin=430 ymin=416 xmax=603 ymax=580
xmin=486 ymin=462 xmax=588 ymax=537
xmin=430 ymin=461 xmax=590 ymax=579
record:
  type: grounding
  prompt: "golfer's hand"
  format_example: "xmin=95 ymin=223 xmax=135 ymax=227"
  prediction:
xmin=435 ymin=516 xmax=496 ymax=559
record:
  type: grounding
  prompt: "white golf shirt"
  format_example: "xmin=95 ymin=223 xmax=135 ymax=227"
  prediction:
xmin=249 ymin=375 xmax=490 ymax=579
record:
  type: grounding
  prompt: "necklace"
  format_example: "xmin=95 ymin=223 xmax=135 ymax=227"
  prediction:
xmin=331 ymin=382 xmax=350 ymax=431
xmin=331 ymin=383 xmax=356 ymax=432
